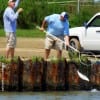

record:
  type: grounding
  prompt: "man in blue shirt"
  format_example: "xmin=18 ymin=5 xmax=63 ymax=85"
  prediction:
xmin=40 ymin=12 xmax=69 ymax=60
xmin=3 ymin=0 xmax=23 ymax=59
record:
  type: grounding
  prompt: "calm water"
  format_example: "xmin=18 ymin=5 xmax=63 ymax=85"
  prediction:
xmin=0 ymin=91 xmax=100 ymax=100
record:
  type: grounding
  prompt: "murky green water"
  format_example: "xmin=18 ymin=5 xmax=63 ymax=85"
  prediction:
xmin=0 ymin=91 xmax=100 ymax=100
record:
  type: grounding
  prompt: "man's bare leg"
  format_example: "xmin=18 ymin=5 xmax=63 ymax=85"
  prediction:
xmin=45 ymin=49 xmax=50 ymax=60
xmin=57 ymin=50 xmax=62 ymax=59
xmin=6 ymin=47 xmax=10 ymax=58
xmin=10 ymin=48 xmax=15 ymax=59
xmin=6 ymin=47 xmax=14 ymax=59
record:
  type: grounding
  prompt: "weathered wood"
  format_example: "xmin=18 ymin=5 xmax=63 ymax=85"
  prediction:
xmin=46 ymin=59 xmax=66 ymax=91
xmin=22 ymin=59 xmax=33 ymax=91
xmin=0 ymin=57 xmax=100 ymax=91
xmin=32 ymin=58 xmax=44 ymax=91
xmin=90 ymin=63 xmax=100 ymax=90
xmin=8 ymin=60 xmax=19 ymax=91
xmin=67 ymin=62 xmax=80 ymax=90
xmin=22 ymin=58 xmax=44 ymax=91
xmin=0 ymin=60 xmax=19 ymax=91
xmin=17 ymin=57 xmax=23 ymax=91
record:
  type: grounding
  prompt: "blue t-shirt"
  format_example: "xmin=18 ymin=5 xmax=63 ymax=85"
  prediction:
xmin=45 ymin=14 xmax=69 ymax=36
xmin=3 ymin=0 xmax=20 ymax=33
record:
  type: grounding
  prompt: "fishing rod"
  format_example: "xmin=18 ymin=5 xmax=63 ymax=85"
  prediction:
xmin=36 ymin=25 xmax=90 ymax=82
xmin=36 ymin=26 xmax=98 ymax=65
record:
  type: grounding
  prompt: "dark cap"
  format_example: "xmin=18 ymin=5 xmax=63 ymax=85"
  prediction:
xmin=60 ymin=12 xmax=69 ymax=19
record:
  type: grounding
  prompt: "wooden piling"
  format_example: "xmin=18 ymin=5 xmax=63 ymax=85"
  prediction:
xmin=90 ymin=62 xmax=100 ymax=90
xmin=22 ymin=57 xmax=44 ymax=91
xmin=46 ymin=58 xmax=66 ymax=91
xmin=67 ymin=62 xmax=80 ymax=90
xmin=0 ymin=56 xmax=100 ymax=91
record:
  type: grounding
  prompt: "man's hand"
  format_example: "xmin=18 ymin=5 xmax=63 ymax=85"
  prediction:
xmin=40 ymin=27 xmax=45 ymax=32
xmin=64 ymin=35 xmax=69 ymax=46
xmin=40 ymin=20 xmax=47 ymax=32
xmin=17 ymin=8 xmax=23 ymax=13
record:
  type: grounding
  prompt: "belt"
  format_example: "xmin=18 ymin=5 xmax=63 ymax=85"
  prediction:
xmin=46 ymin=34 xmax=64 ymax=41
xmin=46 ymin=34 xmax=55 ymax=40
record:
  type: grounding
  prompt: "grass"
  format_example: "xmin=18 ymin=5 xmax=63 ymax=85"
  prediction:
xmin=0 ymin=28 xmax=45 ymax=38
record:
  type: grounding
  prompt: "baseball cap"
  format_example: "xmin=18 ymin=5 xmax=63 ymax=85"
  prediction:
xmin=8 ymin=0 xmax=15 ymax=3
xmin=60 ymin=12 xmax=69 ymax=19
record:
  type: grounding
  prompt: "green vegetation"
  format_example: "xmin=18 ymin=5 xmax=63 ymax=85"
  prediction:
xmin=0 ymin=28 xmax=45 ymax=38
xmin=0 ymin=29 xmax=5 ymax=37
xmin=0 ymin=56 xmax=18 ymax=64
xmin=16 ymin=29 xmax=45 ymax=38
xmin=32 ymin=56 xmax=43 ymax=63
xmin=0 ymin=0 xmax=99 ymax=29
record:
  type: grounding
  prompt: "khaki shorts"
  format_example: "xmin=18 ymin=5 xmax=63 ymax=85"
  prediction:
xmin=45 ymin=34 xmax=64 ymax=50
xmin=6 ymin=32 xmax=16 ymax=48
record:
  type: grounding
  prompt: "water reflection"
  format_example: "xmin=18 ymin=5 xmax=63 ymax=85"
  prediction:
xmin=0 ymin=91 xmax=100 ymax=100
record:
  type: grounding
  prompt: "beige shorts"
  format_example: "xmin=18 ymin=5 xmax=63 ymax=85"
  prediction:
xmin=6 ymin=32 xmax=16 ymax=48
xmin=45 ymin=34 xmax=64 ymax=50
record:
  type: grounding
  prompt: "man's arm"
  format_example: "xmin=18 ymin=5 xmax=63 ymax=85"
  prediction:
xmin=7 ymin=8 xmax=23 ymax=22
xmin=40 ymin=15 xmax=50 ymax=31
xmin=14 ymin=0 xmax=20 ymax=9
xmin=64 ymin=35 xmax=69 ymax=46
xmin=40 ymin=20 xmax=47 ymax=31
xmin=64 ymin=21 xmax=70 ymax=46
